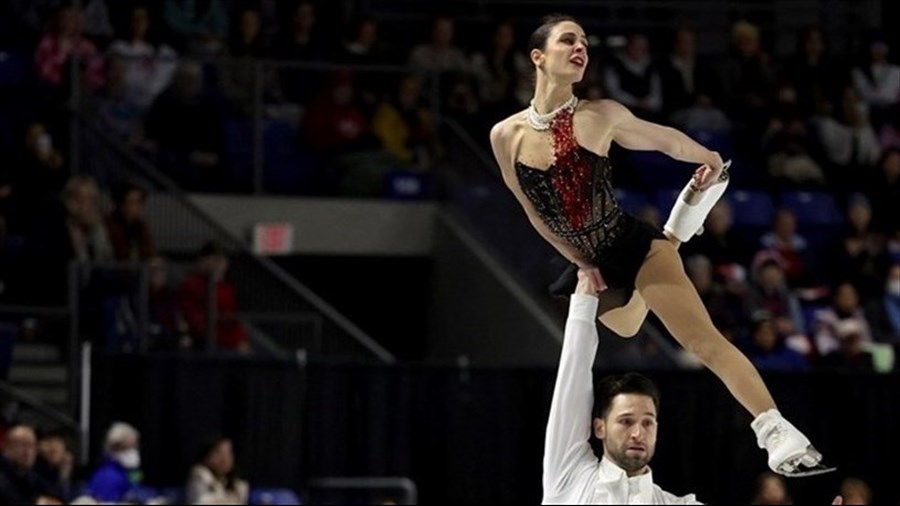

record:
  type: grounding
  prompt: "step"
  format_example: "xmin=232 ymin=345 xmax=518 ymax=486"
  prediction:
xmin=8 ymin=365 xmax=68 ymax=385
xmin=15 ymin=386 xmax=69 ymax=406
xmin=12 ymin=344 xmax=62 ymax=363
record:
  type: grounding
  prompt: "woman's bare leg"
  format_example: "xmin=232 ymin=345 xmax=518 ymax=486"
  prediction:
xmin=597 ymin=231 xmax=680 ymax=338
xmin=634 ymin=239 xmax=775 ymax=415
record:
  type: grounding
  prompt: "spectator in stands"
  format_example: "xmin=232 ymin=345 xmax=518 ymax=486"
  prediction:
xmin=833 ymin=193 xmax=887 ymax=298
xmin=763 ymin=83 xmax=827 ymax=187
xmin=603 ymin=33 xmax=663 ymax=119
xmin=866 ymin=263 xmax=900 ymax=348
xmin=839 ymin=477 xmax=872 ymax=505
xmin=147 ymin=256 xmax=190 ymax=351
xmin=340 ymin=17 xmax=388 ymax=66
xmin=82 ymin=0 xmax=113 ymax=44
xmin=35 ymin=4 xmax=105 ymax=91
xmin=107 ymin=5 xmax=179 ymax=112
xmin=682 ymin=200 xmax=754 ymax=271
xmin=718 ymin=21 xmax=775 ymax=134
xmin=868 ymin=149 xmax=900 ymax=237
xmin=670 ymin=93 xmax=732 ymax=134
xmin=659 ymin=27 xmax=718 ymax=116
xmin=106 ymin=183 xmax=155 ymax=262
xmin=372 ymin=76 xmax=439 ymax=169
xmin=810 ymin=85 xmax=882 ymax=183
xmin=34 ymin=430 xmax=74 ymax=501
xmin=178 ymin=241 xmax=250 ymax=352
xmin=163 ymin=0 xmax=228 ymax=56
xmin=745 ymin=314 xmax=809 ymax=372
xmin=275 ymin=1 xmax=326 ymax=105
xmin=471 ymin=21 xmax=532 ymax=116
xmin=186 ymin=436 xmax=248 ymax=504
xmin=813 ymin=282 xmax=873 ymax=357
xmin=786 ymin=25 xmax=848 ymax=117
xmin=747 ymin=251 xmax=807 ymax=340
xmin=304 ymin=70 xmax=373 ymax=154
xmin=685 ymin=254 xmax=748 ymax=342
xmin=0 ymin=425 xmax=63 ymax=504
xmin=63 ymin=175 xmax=114 ymax=264
xmin=750 ymin=471 xmax=791 ymax=505
xmin=878 ymin=107 xmax=900 ymax=150
xmin=851 ymin=38 xmax=900 ymax=128
xmin=87 ymin=422 xmax=147 ymax=504
xmin=817 ymin=318 xmax=874 ymax=371
xmin=7 ymin=122 xmax=68 ymax=232
xmin=222 ymin=7 xmax=269 ymax=116
xmin=408 ymin=16 xmax=469 ymax=76
xmin=760 ymin=209 xmax=809 ymax=285
xmin=144 ymin=62 xmax=226 ymax=191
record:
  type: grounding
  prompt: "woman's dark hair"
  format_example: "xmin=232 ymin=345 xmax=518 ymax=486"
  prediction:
xmin=528 ymin=14 xmax=580 ymax=52
xmin=112 ymin=183 xmax=146 ymax=208
xmin=592 ymin=372 xmax=660 ymax=420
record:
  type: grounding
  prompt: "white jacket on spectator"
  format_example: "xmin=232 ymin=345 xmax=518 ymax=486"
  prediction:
xmin=186 ymin=465 xmax=249 ymax=505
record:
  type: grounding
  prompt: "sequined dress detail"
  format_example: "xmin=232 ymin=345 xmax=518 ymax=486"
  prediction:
xmin=515 ymin=107 xmax=627 ymax=261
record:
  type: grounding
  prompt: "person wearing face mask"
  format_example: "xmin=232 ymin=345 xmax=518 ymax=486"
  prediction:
xmin=178 ymin=241 xmax=250 ymax=352
xmin=86 ymin=422 xmax=146 ymax=503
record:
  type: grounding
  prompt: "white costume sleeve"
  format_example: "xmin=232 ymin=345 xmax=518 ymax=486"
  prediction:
xmin=543 ymin=294 xmax=600 ymax=497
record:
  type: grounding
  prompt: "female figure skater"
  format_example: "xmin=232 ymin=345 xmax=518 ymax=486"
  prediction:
xmin=489 ymin=15 xmax=830 ymax=477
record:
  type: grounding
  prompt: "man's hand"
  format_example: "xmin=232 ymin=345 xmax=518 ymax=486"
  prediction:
xmin=576 ymin=267 xmax=607 ymax=295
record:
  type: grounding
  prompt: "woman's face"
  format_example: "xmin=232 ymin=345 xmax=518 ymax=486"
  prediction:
xmin=532 ymin=21 xmax=589 ymax=84
xmin=206 ymin=440 xmax=235 ymax=477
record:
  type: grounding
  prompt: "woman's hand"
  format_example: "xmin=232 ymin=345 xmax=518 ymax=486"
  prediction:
xmin=693 ymin=152 xmax=726 ymax=191
xmin=576 ymin=267 xmax=608 ymax=295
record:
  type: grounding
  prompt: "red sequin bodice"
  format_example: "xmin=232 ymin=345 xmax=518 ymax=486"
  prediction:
xmin=515 ymin=108 xmax=626 ymax=260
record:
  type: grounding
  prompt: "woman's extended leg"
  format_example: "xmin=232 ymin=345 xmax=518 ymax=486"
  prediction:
xmin=633 ymin=239 xmax=827 ymax=476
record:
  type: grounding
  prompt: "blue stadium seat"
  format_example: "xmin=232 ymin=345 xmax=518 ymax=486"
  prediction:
xmin=224 ymin=119 xmax=254 ymax=186
xmin=250 ymin=488 xmax=303 ymax=505
xmin=626 ymin=151 xmax=693 ymax=188
xmin=0 ymin=51 xmax=27 ymax=88
xmin=686 ymin=129 xmax=734 ymax=156
xmin=263 ymin=120 xmax=317 ymax=194
xmin=384 ymin=169 xmax=428 ymax=200
xmin=613 ymin=188 xmax=648 ymax=216
xmin=727 ymin=190 xmax=775 ymax=228
xmin=779 ymin=191 xmax=843 ymax=227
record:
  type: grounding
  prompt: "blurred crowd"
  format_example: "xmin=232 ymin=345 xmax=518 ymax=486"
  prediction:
xmin=0 ymin=421 xmax=261 ymax=505
xmin=0 ymin=1 xmax=898 ymax=364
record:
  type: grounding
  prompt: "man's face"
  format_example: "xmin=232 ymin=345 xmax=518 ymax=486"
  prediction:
xmin=39 ymin=438 xmax=67 ymax=468
xmin=4 ymin=427 xmax=38 ymax=471
xmin=594 ymin=394 xmax=658 ymax=475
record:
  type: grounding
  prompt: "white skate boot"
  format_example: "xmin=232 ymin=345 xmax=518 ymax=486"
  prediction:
xmin=751 ymin=409 xmax=835 ymax=477
xmin=663 ymin=160 xmax=731 ymax=243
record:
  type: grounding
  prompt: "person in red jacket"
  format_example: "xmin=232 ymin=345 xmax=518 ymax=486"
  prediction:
xmin=178 ymin=241 xmax=250 ymax=352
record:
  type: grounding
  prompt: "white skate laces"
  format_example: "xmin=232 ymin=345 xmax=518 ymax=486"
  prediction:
xmin=663 ymin=160 xmax=732 ymax=243
xmin=751 ymin=409 xmax=835 ymax=477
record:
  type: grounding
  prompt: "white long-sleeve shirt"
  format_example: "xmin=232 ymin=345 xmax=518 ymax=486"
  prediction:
xmin=542 ymin=294 xmax=701 ymax=505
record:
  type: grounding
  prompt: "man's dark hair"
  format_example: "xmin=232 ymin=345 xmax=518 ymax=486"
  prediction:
xmin=593 ymin=373 xmax=660 ymax=420
xmin=528 ymin=14 xmax=581 ymax=52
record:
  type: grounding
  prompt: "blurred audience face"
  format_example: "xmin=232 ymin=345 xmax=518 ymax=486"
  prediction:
xmin=205 ymin=439 xmax=236 ymax=478
xmin=38 ymin=436 xmax=68 ymax=469
xmin=759 ymin=262 xmax=786 ymax=291
xmin=119 ymin=188 xmax=146 ymax=222
xmin=240 ymin=9 xmax=262 ymax=44
xmin=773 ymin=210 xmax=797 ymax=241
xmin=65 ymin=177 xmax=102 ymax=228
xmin=840 ymin=478 xmax=872 ymax=505
xmin=294 ymin=2 xmax=316 ymax=34
xmin=625 ymin=34 xmax=649 ymax=62
xmin=3 ymin=426 xmax=38 ymax=471
xmin=870 ymin=41 xmax=889 ymax=64
xmin=673 ymin=28 xmax=695 ymax=59
xmin=707 ymin=201 xmax=733 ymax=236
xmin=398 ymin=77 xmax=423 ymax=110
xmin=201 ymin=253 xmax=229 ymax=282
xmin=848 ymin=201 xmax=872 ymax=233
xmin=432 ymin=18 xmax=455 ymax=47
xmin=752 ymin=319 xmax=778 ymax=352
xmin=149 ymin=257 xmax=169 ymax=291
xmin=887 ymin=264 xmax=900 ymax=298
xmin=881 ymin=150 xmax=900 ymax=182
xmin=732 ymin=22 xmax=761 ymax=58
xmin=754 ymin=472 xmax=790 ymax=505
xmin=58 ymin=6 xmax=84 ymax=38
xmin=174 ymin=63 xmax=203 ymax=99
xmin=131 ymin=7 xmax=150 ymax=41
xmin=803 ymin=28 xmax=825 ymax=60
xmin=356 ymin=19 xmax=378 ymax=47
xmin=834 ymin=283 xmax=860 ymax=314
xmin=26 ymin=123 xmax=54 ymax=162
xmin=494 ymin=23 xmax=515 ymax=53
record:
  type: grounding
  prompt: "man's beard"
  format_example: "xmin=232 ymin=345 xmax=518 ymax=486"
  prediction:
xmin=608 ymin=445 xmax=653 ymax=474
